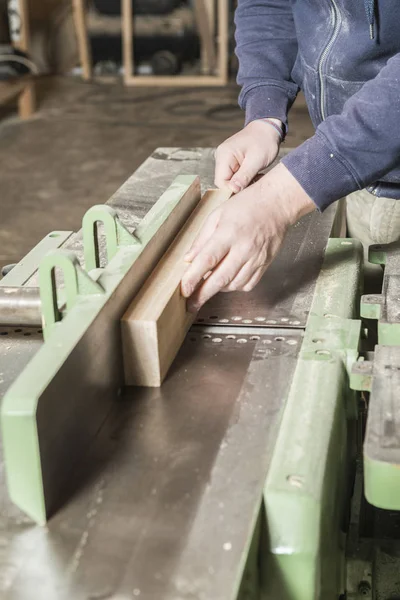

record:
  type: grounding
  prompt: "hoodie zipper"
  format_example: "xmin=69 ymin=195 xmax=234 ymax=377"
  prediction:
xmin=318 ymin=0 xmax=342 ymax=121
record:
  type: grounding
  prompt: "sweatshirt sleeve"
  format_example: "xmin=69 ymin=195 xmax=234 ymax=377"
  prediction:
xmin=282 ymin=53 xmax=400 ymax=211
xmin=235 ymin=0 xmax=300 ymax=130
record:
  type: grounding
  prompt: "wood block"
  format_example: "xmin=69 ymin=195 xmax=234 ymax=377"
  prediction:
xmin=122 ymin=188 xmax=231 ymax=387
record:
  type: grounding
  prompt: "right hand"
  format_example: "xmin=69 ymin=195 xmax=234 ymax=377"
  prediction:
xmin=214 ymin=119 xmax=282 ymax=193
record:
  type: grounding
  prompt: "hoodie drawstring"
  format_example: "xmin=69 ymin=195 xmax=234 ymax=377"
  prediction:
xmin=364 ymin=0 xmax=376 ymax=39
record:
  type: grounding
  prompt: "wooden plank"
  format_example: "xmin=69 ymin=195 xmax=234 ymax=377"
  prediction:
xmin=122 ymin=188 xmax=231 ymax=387
xmin=217 ymin=0 xmax=229 ymax=85
xmin=205 ymin=0 xmax=216 ymax=39
xmin=122 ymin=0 xmax=134 ymax=86
xmin=72 ymin=0 xmax=92 ymax=80
xmin=14 ymin=0 xmax=36 ymax=118
xmin=195 ymin=0 xmax=216 ymax=74
xmin=123 ymin=75 xmax=228 ymax=87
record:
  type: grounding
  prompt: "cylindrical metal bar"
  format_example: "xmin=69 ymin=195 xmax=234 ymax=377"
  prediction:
xmin=0 ymin=287 xmax=42 ymax=327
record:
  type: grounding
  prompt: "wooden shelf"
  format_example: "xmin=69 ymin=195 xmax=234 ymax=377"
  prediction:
xmin=86 ymin=5 xmax=195 ymax=36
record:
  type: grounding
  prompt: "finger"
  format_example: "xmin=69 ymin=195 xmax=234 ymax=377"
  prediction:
xmin=241 ymin=266 xmax=267 ymax=292
xmin=214 ymin=147 xmax=240 ymax=189
xmin=187 ymin=251 xmax=245 ymax=312
xmin=181 ymin=236 xmax=231 ymax=298
xmin=220 ymin=259 xmax=261 ymax=292
xmin=229 ymin=152 xmax=265 ymax=194
xmin=221 ymin=264 xmax=266 ymax=293
xmin=184 ymin=209 xmax=221 ymax=263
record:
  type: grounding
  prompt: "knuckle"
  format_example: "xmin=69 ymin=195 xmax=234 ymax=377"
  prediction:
xmin=234 ymin=175 xmax=249 ymax=188
xmin=204 ymin=254 xmax=219 ymax=269
xmin=253 ymin=230 xmax=265 ymax=246
xmin=241 ymin=242 xmax=257 ymax=258
xmin=216 ymin=143 xmax=227 ymax=156
xmin=246 ymin=236 xmax=265 ymax=256
xmin=214 ymin=274 xmax=232 ymax=289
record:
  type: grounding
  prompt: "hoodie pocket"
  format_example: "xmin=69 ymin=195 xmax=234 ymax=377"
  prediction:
xmin=300 ymin=63 xmax=321 ymax=128
xmin=323 ymin=75 xmax=365 ymax=118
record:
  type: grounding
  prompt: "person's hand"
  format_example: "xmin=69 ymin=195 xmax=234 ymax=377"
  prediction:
xmin=215 ymin=119 xmax=283 ymax=193
xmin=181 ymin=164 xmax=316 ymax=312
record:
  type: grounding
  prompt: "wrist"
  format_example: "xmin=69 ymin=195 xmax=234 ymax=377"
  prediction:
xmin=258 ymin=118 xmax=285 ymax=142
xmin=259 ymin=163 xmax=316 ymax=225
xmin=246 ymin=118 xmax=282 ymax=145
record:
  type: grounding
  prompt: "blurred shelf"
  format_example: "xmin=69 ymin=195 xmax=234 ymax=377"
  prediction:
xmin=86 ymin=6 xmax=195 ymax=36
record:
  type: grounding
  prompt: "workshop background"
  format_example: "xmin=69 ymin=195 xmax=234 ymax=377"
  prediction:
xmin=0 ymin=0 xmax=313 ymax=272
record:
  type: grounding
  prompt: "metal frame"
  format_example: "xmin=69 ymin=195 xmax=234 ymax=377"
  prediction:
xmin=261 ymin=238 xmax=363 ymax=599
xmin=0 ymin=149 xmax=367 ymax=598
xmin=361 ymin=242 xmax=400 ymax=345
xmin=351 ymin=345 xmax=400 ymax=510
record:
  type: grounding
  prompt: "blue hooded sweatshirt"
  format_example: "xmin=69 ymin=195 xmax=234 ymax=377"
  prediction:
xmin=235 ymin=0 xmax=400 ymax=210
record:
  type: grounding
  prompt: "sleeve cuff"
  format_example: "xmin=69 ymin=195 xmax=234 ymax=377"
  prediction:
xmin=281 ymin=133 xmax=362 ymax=211
xmin=240 ymin=84 xmax=294 ymax=130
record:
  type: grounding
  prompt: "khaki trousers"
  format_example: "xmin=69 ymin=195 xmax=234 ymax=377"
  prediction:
xmin=346 ymin=189 xmax=400 ymax=292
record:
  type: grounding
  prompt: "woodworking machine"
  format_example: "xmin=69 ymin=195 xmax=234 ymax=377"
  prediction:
xmin=1 ymin=149 xmax=400 ymax=600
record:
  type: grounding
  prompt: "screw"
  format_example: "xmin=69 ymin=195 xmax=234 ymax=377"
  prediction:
xmin=287 ymin=475 xmax=304 ymax=488
xmin=1 ymin=263 xmax=16 ymax=277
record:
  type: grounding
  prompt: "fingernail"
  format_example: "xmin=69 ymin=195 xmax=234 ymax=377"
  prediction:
xmin=182 ymin=283 xmax=193 ymax=297
xmin=187 ymin=302 xmax=199 ymax=314
xmin=229 ymin=180 xmax=242 ymax=193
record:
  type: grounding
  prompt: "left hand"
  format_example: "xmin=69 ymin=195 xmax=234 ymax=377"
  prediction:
xmin=181 ymin=163 xmax=316 ymax=313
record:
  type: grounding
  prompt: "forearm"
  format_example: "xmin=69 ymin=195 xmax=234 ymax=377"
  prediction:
xmin=259 ymin=163 xmax=316 ymax=225
xmin=235 ymin=0 xmax=299 ymax=129
xmin=282 ymin=53 xmax=400 ymax=210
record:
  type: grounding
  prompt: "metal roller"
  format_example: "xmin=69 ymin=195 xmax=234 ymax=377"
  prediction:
xmin=0 ymin=286 xmax=42 ymax=327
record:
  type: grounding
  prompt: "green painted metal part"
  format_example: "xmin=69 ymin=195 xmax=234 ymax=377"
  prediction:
xmin=82 ymin=205 xmax=138 ymax=271
xmin=261 ymin=238 xmax=363 ymax=600
xmin=39 ymin=250 xmax=105 ymax=340
xmin=364 ymin=458 xmax=400 ymax=511
xmin=349 ymin=359 xmax=373 ymax=393
xmin=360 ymin=242 xmax=400 ymax=345
xmin=356 ymin=241 xmax=400 ymax=510
xmin=351 ymin=346 xmax=400 ymax=511
xmin=1 ymin=175 xmax=200 ymax=525
xmin=0 ymin=229 xmax=364 ymax=598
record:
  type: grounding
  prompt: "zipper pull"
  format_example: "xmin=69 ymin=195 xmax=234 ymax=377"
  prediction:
xmin=369 ymin=22 xmax=375 ymax=40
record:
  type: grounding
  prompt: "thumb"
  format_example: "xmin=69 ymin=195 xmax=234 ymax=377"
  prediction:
xmin=229 ymin=152 xmax=265 ymax=193
xmin=214 ymin=147 xmax=240 ymax=189
xmin=184 ymin=208 xmax=220 ymax=263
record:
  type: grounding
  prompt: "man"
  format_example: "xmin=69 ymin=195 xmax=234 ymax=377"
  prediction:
xmin=181 ymin=0 xmax=400 ymax=312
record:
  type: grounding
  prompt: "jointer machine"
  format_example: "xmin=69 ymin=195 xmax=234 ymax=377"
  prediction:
xmin=1 ymin=148 xmax=400 ymax=600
